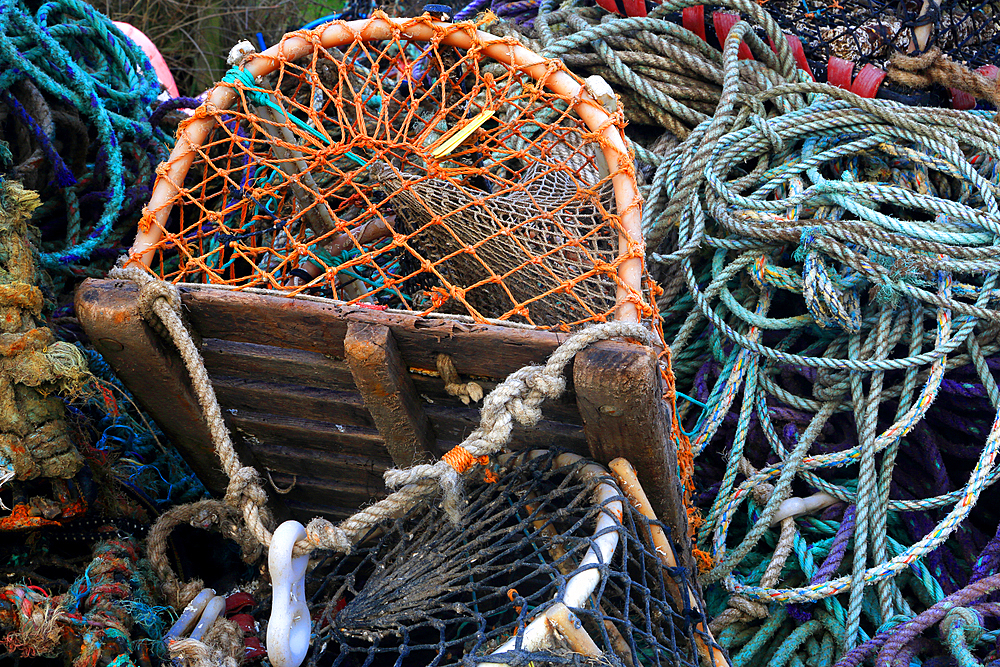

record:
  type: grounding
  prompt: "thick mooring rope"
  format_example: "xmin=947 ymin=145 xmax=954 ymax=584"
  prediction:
xmin=615 ymin=7 xmax=1000 ymax=663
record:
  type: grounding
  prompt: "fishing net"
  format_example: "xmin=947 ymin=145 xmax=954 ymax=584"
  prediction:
xmin=129 ymin=14 xmax=651 ymax=329
xmin=292 ymin=449 xmax=710 ymax=667
xmin=762 ymin=0 xmax=1000 ymax=75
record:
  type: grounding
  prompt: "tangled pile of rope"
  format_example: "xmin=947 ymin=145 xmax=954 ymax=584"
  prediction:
xmin=0 ymin=177 xmax=89 ymax=487
xmin=0 ymin=538 xmax=168 ymax=665
xmin=0 ymin=0 xmax=187 ymax=292
xmin=619 ymin=5 xmax=1000 ymax=665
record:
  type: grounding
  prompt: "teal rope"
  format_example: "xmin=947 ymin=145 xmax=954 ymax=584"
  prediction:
xmin=222 ymin=66 xmax=367 ymax=167
xmin=0 ymin=0 xmax=164 ymax=267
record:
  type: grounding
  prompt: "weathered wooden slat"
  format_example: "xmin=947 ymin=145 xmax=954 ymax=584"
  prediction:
xmin=266 ymin=472 xmax=386 ymax=508
xmin=573 ymin=342 xmax=689 ymax=560
xmin=201 ymin=338 xmax=353 ymax=388
xmin=201 ymin=337 xmax=584 ymax=426
xmin=425 ymin=404 xmax=590 ymax=454
xmin=226 ymin=411 xmax=388 ymax=458
xmin=178 ymin=284 xmax=571 ymax=380
xmin=345 ymin=322 xmax=438 ymax=466
xmin=74 ymin=280 xmax=259 ymax=498
xmin=249 ymin=443 xmax=388 ymax=484
xmin=282 ymin=500 xmax=370 ymax=523
xmin=212 ymin=377 xmax=376 ymax=429
xmin=219 ymin=378 xmax=590 ymax=455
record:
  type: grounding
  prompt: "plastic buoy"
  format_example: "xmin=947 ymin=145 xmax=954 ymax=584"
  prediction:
xmin=827 ymin=56 xmax=854 ymax=89
xmin=951 ymin=65 xmax=1000 ymax=109
xmin=112 ymin=21 xmax=179 ymax=98
xmin=682 ymin=5 xmax=707 ymax=41
xmin=850 ymin=63 xmax=886 ymax=98
xmin=712 ymin=12 xmax=754 ymax=59
xmin=768 ymin=34 xmax=813 ymax=77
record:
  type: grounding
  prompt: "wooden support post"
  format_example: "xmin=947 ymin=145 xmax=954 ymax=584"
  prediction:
xmin=74 ymin=279 xmax=279 ymax=511
xmin=573 ymin=341 xmax=690 ymax=562
xmin=345 ymin=322 xmax=437 ymax=467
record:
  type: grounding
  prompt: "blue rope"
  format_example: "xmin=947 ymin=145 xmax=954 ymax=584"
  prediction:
xmin=0 ymin=0 xmax=166 ymax=268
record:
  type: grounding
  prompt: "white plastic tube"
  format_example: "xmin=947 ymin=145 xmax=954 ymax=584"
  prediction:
xmin=478 ymin=452 xmax=621 ymax=667
xmin=164 ymin=588 xmax=216 ymax=641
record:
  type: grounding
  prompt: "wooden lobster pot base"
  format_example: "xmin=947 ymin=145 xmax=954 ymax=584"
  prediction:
xmin=75 ymin=279 xmax=689 ymax=563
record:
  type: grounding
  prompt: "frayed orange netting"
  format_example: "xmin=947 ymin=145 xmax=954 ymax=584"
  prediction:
xmin=132 ymin=14 xmax=652 ymax=329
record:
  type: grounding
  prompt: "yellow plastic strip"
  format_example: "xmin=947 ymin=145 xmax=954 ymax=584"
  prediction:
xmin=431 ymin=109 xmax=495 ymax=158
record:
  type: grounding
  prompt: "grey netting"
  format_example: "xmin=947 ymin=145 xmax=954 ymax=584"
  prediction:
xmin=289 ymin=450 xmax=710 ymax=667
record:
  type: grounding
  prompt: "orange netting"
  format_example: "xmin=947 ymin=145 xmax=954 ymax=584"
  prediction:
xmin=131 ymin=14 xmax=653 ymax=330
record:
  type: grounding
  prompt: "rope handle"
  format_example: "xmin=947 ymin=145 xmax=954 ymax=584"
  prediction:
xmin=112 ymin=263 xmax=655 ymax=558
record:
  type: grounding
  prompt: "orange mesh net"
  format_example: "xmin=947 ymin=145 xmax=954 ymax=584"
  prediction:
xmin=131 ymin=14 xmax=653 ymax=329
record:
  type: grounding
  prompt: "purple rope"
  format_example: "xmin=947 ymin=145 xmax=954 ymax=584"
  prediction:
xmin=833 ymin=573 xmax=1000 ymax=667
xmin=972 ymin=524 xmax=1000 ymax=585
xmin=148 ymin=96 xmax=202 ymax=127
xmin=1 ymin=89 xmax=77 ymax=187
xmin=813 ymin=505 xmax=856 ymax=585
xmin=453 ymin=0 xmax=491 ymax=21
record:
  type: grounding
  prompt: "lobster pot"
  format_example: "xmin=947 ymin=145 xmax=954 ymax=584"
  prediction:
xmin=295 ymin=450 xmax=706 ymax=667
xmin=132 ymin=13 xmax=650 ymax=329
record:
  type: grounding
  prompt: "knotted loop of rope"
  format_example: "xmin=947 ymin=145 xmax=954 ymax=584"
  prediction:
xmin=887 ymin=48 xmax=1000 ymax=111
xmin=304 ymin=320 xmax=654 ymax=553
xmin=734 ymin=93 xmax=783 ymax=154
xmin=939 ymin=606 xmax=984 ymax=645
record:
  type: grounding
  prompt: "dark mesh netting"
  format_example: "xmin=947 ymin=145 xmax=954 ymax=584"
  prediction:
xmin=769 ymin=0 xmax=1000 ymax=71
xmin=288 ymin=450 xmax=711 ymax=667
xmin=673 ymin=0 xmax=999 ymax=89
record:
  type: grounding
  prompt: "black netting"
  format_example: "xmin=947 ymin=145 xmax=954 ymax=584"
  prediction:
xmin=766 ymin=0 xmax=1000 ymax=73
xmin=279 ymin=450 xmax=711 ymax=667
xmin=673 ymin=0 xmax=999 ymax=90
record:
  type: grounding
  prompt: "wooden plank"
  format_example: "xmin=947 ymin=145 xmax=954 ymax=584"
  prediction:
xmin=266 ymin=472 xmax=386 ymax=507
xmin=345 ymin=322 xmax=438 ymax=466
xmin=249 ymin=443 xmax=388 ymax=484
xmin=174 ymin=284 xmax=572 ymax=380
xmin=201 ymin=338 xmax=353 ymax=388
xmin=226 ymin=411 xmax=388 ymax=458
xmin=201 ymin=337 xmax=584 ymax=425
xmin=425 ymin=404 xmax=590 ymax=454
xmin=74 ymin=280 xmax=238 ymax=496
xmin=573 ymin=342 xmax=689 ymax=559
xmin=211 ymin=377 xmax=376 ymax=428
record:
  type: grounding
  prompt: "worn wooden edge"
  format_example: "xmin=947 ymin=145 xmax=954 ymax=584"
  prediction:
xmin=345 ymin=322 xmax=438 ymax=466
xmin=200 ymin=337 xmax=585 ymax=426
xmin=573 ymin=341 xmax=692 ymax=571
xmin=74 ymin=279 xmax=279 ymax=513
xmin=171 ymin=281 xmax=575 ymax=379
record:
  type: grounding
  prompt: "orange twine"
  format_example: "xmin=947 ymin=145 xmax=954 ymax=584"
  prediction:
xmin=507 ymin=588 xmax=522 ymax=613
xmin=442 ymin=446 xmax=497 ymax=483
xmin=660 ymin=347 xmax=711 ymax=573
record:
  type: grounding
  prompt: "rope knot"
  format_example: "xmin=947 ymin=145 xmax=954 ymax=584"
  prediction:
xmin=525 ymin=370 xmax=565 ymax=399
xmin=304 ymin=517 xmax=353 ymax=554
xmin=940 ymin=606 xmax=983 ymax=645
